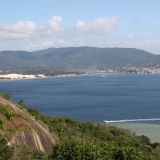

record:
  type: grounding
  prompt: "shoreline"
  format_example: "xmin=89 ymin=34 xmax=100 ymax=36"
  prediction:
xmin=110 ymin=122 xmax=160 ymax=143
xmin=1 ymin=72 xmax=160 ymax=81
xmin=0 ymin=73 xmax=47 ymax=81
xmin=0 ymin=73 xmax=80 ymax=81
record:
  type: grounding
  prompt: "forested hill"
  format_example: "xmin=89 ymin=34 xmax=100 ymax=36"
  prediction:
xmin=0 ymin=47 xmax=160 ymax=72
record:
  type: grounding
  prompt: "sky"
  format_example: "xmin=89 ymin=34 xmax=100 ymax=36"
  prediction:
xmin=0 ymin=0 xmax=160 ymax=54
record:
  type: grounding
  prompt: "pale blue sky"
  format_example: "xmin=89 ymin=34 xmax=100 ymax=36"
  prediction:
xmin=0 ymin=0 xmax=160 ymax=53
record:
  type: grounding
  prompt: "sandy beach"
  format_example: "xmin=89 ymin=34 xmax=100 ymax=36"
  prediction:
xmin=0 ymin=73 xmax=46 ymax=80
xmin=111 ymin=122 xmax=160 ymax=143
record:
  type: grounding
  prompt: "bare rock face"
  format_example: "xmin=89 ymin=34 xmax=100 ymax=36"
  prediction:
xmin=9 ymin=129 xmax=54 ymax=154
xmin=0 ymin=98 xmax=56 ymax=154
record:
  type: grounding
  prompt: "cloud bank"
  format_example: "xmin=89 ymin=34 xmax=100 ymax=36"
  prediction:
xmin=0 ymin=16 xmax=117 ymax=39
xmin=75 ymin=17 xmax=117 ymax=34
xmin=0 ymin=21 xmax=37 ymax=39
xmin=0 ymin=16 xmax=159 ymax=54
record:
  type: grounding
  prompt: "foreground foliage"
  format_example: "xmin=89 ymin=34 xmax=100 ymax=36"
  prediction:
xmin=0 ymin=93 xmax=12 ymax=100
xmin=0 ymin=98 xmax=160 ymax=159
xmin=27 ymin=106 xmax=160 ymax=160
xmin=0 ymin=135 xmax=13 ymax=160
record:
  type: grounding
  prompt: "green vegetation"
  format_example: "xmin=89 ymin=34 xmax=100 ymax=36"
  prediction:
xmin=27 ymin=107 xmax=160 ymax=160
xmin=52 ymin=140 xmax=150 ymax=160
xmin=1 ymin=47 xmax=160 ymax=72
xmin=0 ymin=103 xmax=13 ymax=129
xmin=18 ymin=69 xmax=81 ymax=77
xmin=0 ymin=136 xmax=48 ymax=160
xmin=0 ymin=134 xmax=13 ymax=160
xmin=0 ymin=93 xmax=12 ymax=100
xmin=0 ymin=105 xmax=13 ymax=120
xmin=0 ymin=119 xmax=5 ymax=129
xmin=1 ymin=99 xmax=160 ymax=159
xmin=11 ymin=145 xmax=48 ymax=160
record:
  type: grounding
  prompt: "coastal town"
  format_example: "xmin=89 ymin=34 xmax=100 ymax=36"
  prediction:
xmin=1 ymin=66 xmax=160 ymax=80
xmin=93 ymin=66 xmax=160 ymax=74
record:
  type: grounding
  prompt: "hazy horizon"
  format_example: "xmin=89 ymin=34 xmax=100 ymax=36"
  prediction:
xmin=0 ymin=46 xmax=158 ymax=55
xmin=1 ymin=0 xmax=160 ymax=54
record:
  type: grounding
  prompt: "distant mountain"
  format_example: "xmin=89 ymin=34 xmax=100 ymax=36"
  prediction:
xmin=0 ymin=47 xmax=160 ymax=72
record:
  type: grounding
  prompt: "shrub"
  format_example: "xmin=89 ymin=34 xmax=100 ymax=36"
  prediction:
xmin=0 ymin=105 xmax=13 ymax=120
xmin=0 ymin=119 xmax=5 ymax=129
xmin=11 ymin=145 xmax=48 ymax=160
xmin=0 ymin=93 xmax=12 ymax=100
xmin=0 ymin=134 xmax=13 ymax=160
xmin=52 ymin=140 xmax=151 ymax=160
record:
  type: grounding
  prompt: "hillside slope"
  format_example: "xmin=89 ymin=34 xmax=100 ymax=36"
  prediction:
xmin=0 ymin=47 xmax=160 ymax=71
xmin=1 ymin=95 xmax=160 ymax=159
xmin=0 ymin=97 xmax=55 ymax=154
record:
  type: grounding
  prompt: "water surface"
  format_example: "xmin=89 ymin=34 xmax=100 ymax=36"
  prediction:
xmin=0 ymin=74 xmax=160 ymax=122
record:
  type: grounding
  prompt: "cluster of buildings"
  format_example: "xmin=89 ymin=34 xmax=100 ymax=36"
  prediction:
xmin=93 ymin=66 xmax=160 ymax=74
xmin=113 ymin=66 xmax=160 ymax=74
xmin=1 ymin=66 xmax=160 ymax=80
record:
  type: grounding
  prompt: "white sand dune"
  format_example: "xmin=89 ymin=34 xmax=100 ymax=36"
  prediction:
xmin=0 ymin=73 xmax=46 ymax=80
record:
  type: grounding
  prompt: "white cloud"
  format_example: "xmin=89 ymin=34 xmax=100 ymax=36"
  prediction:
xmin=0 ymin=16 xmax=117 ymax=40
xmin=75 ymin=16 xmax=117 ymax=34
xmin=48 ymin=16 xmax=63 ymax=31
xmin=0 ymin=21 xmax=37 ymax=39
xmin=0 ymin=16 xmax=63 ymax=39
xmin=7 ymin=16 xmax=160 ymax=53
xmin=76 ymin=21 xmax=89 ymax=32
xmin=42 ymin=16 xmax=63 ymax=34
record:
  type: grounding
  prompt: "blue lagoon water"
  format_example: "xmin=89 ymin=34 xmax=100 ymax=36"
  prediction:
xmin=0 ymin=74 xmax=160 ymax=122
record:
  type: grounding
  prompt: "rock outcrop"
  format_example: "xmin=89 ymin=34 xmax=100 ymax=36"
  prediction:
xmin=0 ymin=98 xmax=56 ymax=154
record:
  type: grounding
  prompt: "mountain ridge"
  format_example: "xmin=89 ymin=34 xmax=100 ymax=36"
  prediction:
xmin=0 ymin=47 xmax=160 ymax=72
